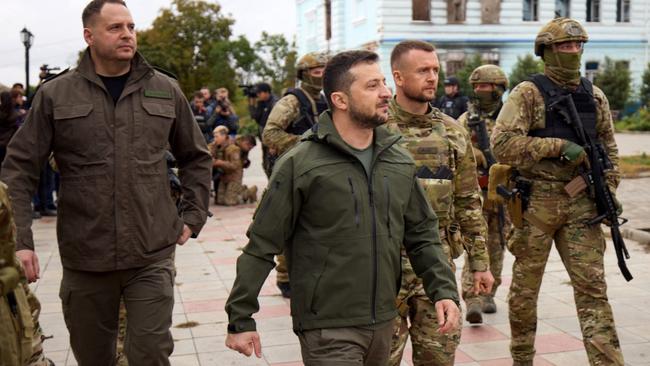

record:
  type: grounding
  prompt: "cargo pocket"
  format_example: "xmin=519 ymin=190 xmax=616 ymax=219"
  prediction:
xmin=139 ymin=101 xmax=175 ymax=153
xmin=446 ymin=223 xmax=464 ymax=259
xmin=53 ymin=104 xmax=96 ymax=154
xmin=304 ymin=245 xmax=330 ymax=316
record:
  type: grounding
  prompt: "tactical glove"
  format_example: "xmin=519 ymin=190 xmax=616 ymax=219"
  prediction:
xmin=560 ymin=140 xmax=586 ymax=164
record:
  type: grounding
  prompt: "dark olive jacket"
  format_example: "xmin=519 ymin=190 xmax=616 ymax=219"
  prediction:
xmin=225 ymin=112 xmax=459 ymax=333
xmin=0 ymin=50 xmax=212 ymax=271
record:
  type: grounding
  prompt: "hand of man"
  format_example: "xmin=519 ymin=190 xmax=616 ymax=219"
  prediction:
xmin=225 ymin=331 xmax=262 ymax=358
xmin=473 ymin=270 xmax=495 ymax=295
xmin=472 ymin=146 xmax=487 ymax=169
xmin=434 ymin=299 xmax=460 ymax=334
xmin=176 ymin=225 xmax=192 ymax=245
xmin=560 ymin=140 xmax=587 ymax=165
xmin=16 ymin=249 xmax=40 ymax=283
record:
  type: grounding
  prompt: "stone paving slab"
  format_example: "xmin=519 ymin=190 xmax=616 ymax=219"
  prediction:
xmin=27 ymin=141 xmax=650 ymax=365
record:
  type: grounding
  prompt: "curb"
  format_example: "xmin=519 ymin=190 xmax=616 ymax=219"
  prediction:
xmin=604 ymin=226 xmax=650 ymax=246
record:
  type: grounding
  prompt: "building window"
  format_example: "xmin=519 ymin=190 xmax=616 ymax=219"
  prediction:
xmin=555 ymin=0 xmax=570 ymax=18
xmin=447 ymin=0 xmax=466 ymax=23
xmin=481 ymin=0 xmax=501 ymax=24
xmin=587 ymin=0 xmax=600 ymax=22
xmin=617 ymin=0 xmax=631 ymax=22
xmin=585 ymin=61 xmax=599 ymax=82
xmin=523 ymin=0 xmax=539 ymax=21
xmin=413 ymin=0 xmax=431 ymax=21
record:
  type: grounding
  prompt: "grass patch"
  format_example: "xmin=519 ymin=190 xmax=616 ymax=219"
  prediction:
xmin=620 ymin=153 xmax=650 ymax=177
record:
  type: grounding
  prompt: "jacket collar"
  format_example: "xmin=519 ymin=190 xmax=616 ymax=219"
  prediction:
xmin=388 ymin=97 xmax=440 ymax=128
xmin=76 ymin=48 xmax=154 ymax=87
xmin=303 ymin=111 xmax=401 ymax=158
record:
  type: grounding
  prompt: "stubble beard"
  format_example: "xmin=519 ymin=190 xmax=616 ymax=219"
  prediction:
xmin=349 ymin=103 xmax=387 ymax=129
xmin=403 ymin=84 xmax=434 ymax=103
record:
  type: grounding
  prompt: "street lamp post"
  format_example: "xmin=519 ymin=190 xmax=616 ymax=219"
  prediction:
xmin=20 ymin=27 xmax=34 ymax=100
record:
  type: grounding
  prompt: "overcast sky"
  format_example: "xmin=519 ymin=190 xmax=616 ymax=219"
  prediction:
xmin=0 ymin=0 xmax=296 ymax=87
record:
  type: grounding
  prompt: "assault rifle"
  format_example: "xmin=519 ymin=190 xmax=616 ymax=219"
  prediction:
xmin=468 ymin=113 xmax=506 ymax=248
xmin=548 ymin=95 xmax=632 ymax=281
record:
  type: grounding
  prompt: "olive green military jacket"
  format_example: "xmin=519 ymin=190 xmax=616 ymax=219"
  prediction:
xmin=1 ymin=49 xmax=212 ymax=271
xmin=492 ymin=80 xmax=620 ymax=188
xmin=226 ymin=112 xmax=458 ymax=333
xmin=387 ymin=100 xmax=488 ymax=271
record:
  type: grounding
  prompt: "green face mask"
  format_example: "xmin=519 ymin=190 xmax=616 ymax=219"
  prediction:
xmin=473 ymin=89 xmax=502 ymax=112
xmin=543 ymin=48 xmax=582 ymax=87
xmin=301 ymin=74 xmax=323 ymax=97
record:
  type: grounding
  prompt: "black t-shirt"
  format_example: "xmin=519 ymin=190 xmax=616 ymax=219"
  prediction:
xmin=99 ymin=71 xmax=130 ymax=105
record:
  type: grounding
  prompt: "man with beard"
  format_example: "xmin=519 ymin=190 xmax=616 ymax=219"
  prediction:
xmin=1 ymin=1 xmax=212 ymax=364
xmin=386 ymin=40 xmax=493 ymax=366
xmin=225 ymin=50 xmax=460 ymax=365
xmin=492 ymin=18 xmax=625 ymax=366
xmin=457 ymin=65 xmax=512 ymax=324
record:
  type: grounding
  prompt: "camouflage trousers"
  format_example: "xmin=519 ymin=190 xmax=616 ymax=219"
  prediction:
xmin=461 ymin=207 xmax=510 ymax=303
xmin=508 ymin=182 xmax=624 ymax=365
xmin=389 ymin=243 xmax=461 ymax=366
xmin=217 ymin=180 xmax=247 ymax=206
xmin=0 ymin=262 xmax=51 ymax=366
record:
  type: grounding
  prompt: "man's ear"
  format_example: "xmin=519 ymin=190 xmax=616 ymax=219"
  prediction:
xmin=392 ymin=70 xmax=403 ymax=87
xmin=83 ymin=28 xmax=93 ymax=46
xmin=330 ymin=91 xmax=349 ymax=111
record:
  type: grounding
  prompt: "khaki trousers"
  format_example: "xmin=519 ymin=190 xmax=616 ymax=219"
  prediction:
xmin=60 ymin=257 xmax=175 ymax=366
xmin=297 ymin=321 xmax=393 ymax=366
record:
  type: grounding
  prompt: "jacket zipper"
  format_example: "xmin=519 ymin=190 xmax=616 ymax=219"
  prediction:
xmin=256 ymin=180 xmax=279 ymax=223
xmin=348 ymin=177 xmax=360 ymax=228
xmin=384 ymin=175 xmax=392 ymax=238
xmin=368 ymin=172 xmax=378 ymax=324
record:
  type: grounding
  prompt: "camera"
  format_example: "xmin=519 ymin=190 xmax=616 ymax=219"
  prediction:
xmin=239 ymin=84 xmax=257 ymax=98
xmin=39 ymin=64 xmax=61 ymax=81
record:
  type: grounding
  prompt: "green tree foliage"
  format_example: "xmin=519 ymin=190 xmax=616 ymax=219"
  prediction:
xmin=137 ymin=0 xmax=235 ymax=95
xmin=436 ymin=66 xmax=446 ymax=101
xmin=253 ymin=32 xmax=298 ymax=94
xmin=594 ymin=57 xmax=631 ymax=111
xmin=509 ymin=54 xmax=544 ymax=89
xmin=640 ymin=63 xmax=650 ymax=108
xmin=455 ymin=54 xmax=484 ymax=97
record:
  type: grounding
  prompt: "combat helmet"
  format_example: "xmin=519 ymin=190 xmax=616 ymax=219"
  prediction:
xmin=469 ymin=65 xmax=509 ymax=90
xmin=296 ymin=51 xmax=329 ymax=80
xmin=534 ymin=17 xmax=588 ymax=57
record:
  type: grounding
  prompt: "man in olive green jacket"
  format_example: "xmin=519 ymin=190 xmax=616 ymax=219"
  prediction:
xmin=1 ymin=1 xmax=211 ymax=365
xmin=225 ymin=50 xmax=459 ymax=365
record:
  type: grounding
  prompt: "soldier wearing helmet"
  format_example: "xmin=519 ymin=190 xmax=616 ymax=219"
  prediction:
xmin=261 ymin=51 xmax=329 ymax=298
xmin=492 ymin=18 xmax=625 ymax=366
xmin=457 ymin=64 xmax=511 ymax=326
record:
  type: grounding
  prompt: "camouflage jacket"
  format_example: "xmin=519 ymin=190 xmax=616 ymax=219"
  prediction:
xmin=387 ymin=98 xmax=488 ymax=271
xmin=491 ymin=80 xmax=620 ymax=188
xmin=261 ymin=87 xmax=319 ymax=156
xmin=458 ymin=101 xmax=501 ymax=171
xmin=0 ymin=182 xmax=19 ymax=296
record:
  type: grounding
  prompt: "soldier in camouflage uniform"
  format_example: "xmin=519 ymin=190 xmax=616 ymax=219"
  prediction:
xmin=387 ymin=40 xmax=494 ymax=366
xmin=261 ymin=51 xmax=329 ymax=298
xmin=457 ymin=65 xmax=512 ymax=324
xmin=1 ymin=182 xmax=53 ymax=366
xmin=212 ymin=128 xmax=257 ymax=206
xmin=492 ymin=18 xmax=625 ymax=366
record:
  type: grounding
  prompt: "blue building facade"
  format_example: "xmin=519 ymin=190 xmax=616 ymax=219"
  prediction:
xmin=296 ymin=0 xmax=649 ymax=93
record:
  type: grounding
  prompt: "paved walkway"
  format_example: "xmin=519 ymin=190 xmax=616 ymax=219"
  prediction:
xmin=30 ymin=142 xmax=650 ymax=366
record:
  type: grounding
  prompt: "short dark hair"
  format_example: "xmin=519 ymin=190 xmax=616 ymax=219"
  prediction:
xmin=238 ymin=135 xmax=257 ymax=147
xmin=193 ymin=91 xmax=204 ymax=99
xmin=390 ymin=40 xmax=435 ymax=70
xmin=82 ymin=0 xmax=127 ymax=27
xmin=323 ymin=50 xmax=379 ymax=109
xmin=255 ymin=82 xmax=272 ymax=94
xmin=12 ymin=83 xmax=24 ymax=89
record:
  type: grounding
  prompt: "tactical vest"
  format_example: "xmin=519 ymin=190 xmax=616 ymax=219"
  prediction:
xmin=528 ymin=74 xmax=598 ymax=144
xmin=284 ymin=88 xmax=328 ymax=135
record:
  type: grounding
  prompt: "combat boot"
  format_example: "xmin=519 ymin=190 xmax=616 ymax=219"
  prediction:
xmin=482 ymin=295 xmax=497 ymax=313
xmin=465 ymin=301 xmax=483 ymax=324
xmin=246 ymin=185 xmax=258 ymax=203
xmin=512 ymin=361 xmax=533 ymax=366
